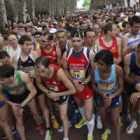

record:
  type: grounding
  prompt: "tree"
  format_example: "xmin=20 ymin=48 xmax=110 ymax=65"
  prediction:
xmin=83 ymin=0 xmax=90 ymax=7
xmin=26 ymin=0 xmax=35 ymax=19
xmin=0 ymin=0 xmax=7 ymax=33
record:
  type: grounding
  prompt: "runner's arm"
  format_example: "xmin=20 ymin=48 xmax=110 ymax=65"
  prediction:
xmin=55 ymin=68 xmax=76 ymax=97
xmin=20 ymin=72 xmax=37 ymax=107
xmin=122 ymin=36 xmax=132 ymax=58
xmin=56 ymin=47 xmax=62 ymax=65
xmin=35 ymin=74 xmax=49 ymax=94
xmin=62 ymin=52 xmax=74 ymax=81
xmin=91 ymin=64 xmax=107 ymax=96
xmin=124 ymin=54 xmax=134 ymax=84
xmin=12 ymin=55 xmax=18 ymax=70
xmin=84 ymin=50 xmax=95 ymax=84
xmin=111 ymin=65 xmax=123 ymax=98
xmin=114 ymin=38 xmax=122 ymax=64
xmin=0 ymin=85 xmax=13 ymax=106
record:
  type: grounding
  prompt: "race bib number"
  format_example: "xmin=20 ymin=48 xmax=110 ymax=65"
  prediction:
xmin=9 ymin=86 xmax=25 ymax=95
xmin=70 ymin=67 xmax=85 ymax=80
xmin=99 ymin=82 xmax=115 ymax=91
xmin=48 ymin=86 xmax=59 ymax=92
xmin=131 ymin=73 xmax=140 ymax=81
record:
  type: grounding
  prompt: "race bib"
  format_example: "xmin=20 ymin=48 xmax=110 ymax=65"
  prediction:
xmin=48 ymin=86 xmax=59 ymax=92
xmin=99 ymin=81 xmax=115 ymax=91
xmin=9 ymin=86 xmax=25 ymax=95
xmin=70 ymin=67 xmax=85 ymax=80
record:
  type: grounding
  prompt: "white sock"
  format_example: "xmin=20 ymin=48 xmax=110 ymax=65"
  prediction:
xmin=87 ymin=117 xmax=95 ymax=136
xmin=51 ymin=115 xmax=55 ymax=119
xmin=75 ymin=109 xmax=79 ymax=113
xmin=93 ymin=114 xmax=95 ymax=120
xmin=78 ymin=106 xmax=86 ymax=121
xmin=63 ymin=138 xmax=69 ymax=140
xmin=97 ymin=115 xmax=101 ymax=120
xmin=132 ymin=121 xmax=137 ymax=124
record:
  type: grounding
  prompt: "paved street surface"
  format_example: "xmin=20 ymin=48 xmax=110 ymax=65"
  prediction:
xmin=13 ymin=108 xmax=140 ymax=140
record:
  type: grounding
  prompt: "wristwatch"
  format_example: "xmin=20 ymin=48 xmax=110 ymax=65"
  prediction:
xmin=81 ymin=82 xmax=86 ymax=86
xmin=109 ymin=94 xmax=113 ymax=99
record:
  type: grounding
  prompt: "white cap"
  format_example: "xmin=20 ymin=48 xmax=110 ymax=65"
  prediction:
xmin=135 ymin=12 xmax=140 ymax=16
xmin=37 ymin=27 xmax=42 ymax=31
xmin=49 ymin=28 xmax=57 ymax=34
xmin=120 ymin=14 xmax=126 ymax=18
xmin=120 ymin=12 xmax=126 ymax=18
xmin=53 ymin=21 xmax=57 ymax=25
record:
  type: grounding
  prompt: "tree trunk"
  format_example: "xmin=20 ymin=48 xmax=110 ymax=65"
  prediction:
xmin=127 ymin=0 xmax=130 ymax=7
xmin=20 ymin=0 xmax=27 ymax=23
xmin=3 ymin=0 xmax=7 ymax=24
xmin=0 ymin=0 xmax=7 ymax=33
xmin=30 ymin=0 xmax=35 ymax=19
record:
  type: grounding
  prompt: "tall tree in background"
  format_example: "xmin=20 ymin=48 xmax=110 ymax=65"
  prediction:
xmin=26 ymin=0 xmax=35 ymax=19
xmin=0 ymin=0 xmax=7 ymax=33
xmin=21 ymin=0 xmax=27 ymax=23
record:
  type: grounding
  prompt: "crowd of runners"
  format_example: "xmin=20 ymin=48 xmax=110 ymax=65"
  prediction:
xmin=0 ymin=6 xmax=140 ymax=140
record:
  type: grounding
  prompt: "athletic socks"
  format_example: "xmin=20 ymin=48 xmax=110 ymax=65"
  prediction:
xmin=51 ymin=115 xmax=55 ymax=119
xmin=87 ymin=116 xmax=95 ymax=136
xmin=78 ymin=106 xmax=86 ymax=121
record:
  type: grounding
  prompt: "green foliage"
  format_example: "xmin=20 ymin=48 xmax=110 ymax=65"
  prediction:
xmin=82 ymin=0 xmax=89 ymax=7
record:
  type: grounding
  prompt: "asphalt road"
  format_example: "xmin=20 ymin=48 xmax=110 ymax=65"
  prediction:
xmin=13 ymin=108 xmax=140 ymax=140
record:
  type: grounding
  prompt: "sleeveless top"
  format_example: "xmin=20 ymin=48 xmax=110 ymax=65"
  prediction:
xmin=7 ymin=45 xmax=21 ymax=58
xmin=40 ymin=44 xmax=57 ymax=64
xmin=94 ymin=64 xmax=118 ymax=94
xmin=3 ymin=71 xmax=27 ymax=95
xmin=130 ymin=52 xmax=140 ymax=81
xmin=41 ymin=64 xmax=66 ymax=92
xmin=99 ymin=37 xmax=118 ymax=59
xmin=67 ymin=47 xmax=90 ymax=81
xmin=17 ymin=53 xmax=35 ymax=79
xmin=127 ymin=32 xmax=140 ymax=49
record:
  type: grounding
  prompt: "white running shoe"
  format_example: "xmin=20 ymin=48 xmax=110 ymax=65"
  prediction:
xmin=126 ymin=121 xmax=137 ymax=134
xmin=45 ymin=130 xmax=52 ymax=140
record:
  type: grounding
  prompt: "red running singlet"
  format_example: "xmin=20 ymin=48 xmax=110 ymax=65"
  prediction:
xmin=40 ymin=44 xmax=57 ymax=64
xmin=41 ymin=64 xmax=66 ymax=92
xmin=99 ymin=37 xmax=118 ymax=59
xmin=67 ymin=47 xmax=93 ymax=100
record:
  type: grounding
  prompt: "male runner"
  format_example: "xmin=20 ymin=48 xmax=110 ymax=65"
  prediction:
xmin=35 ymin=56 xmax=76 ymax=140
xmin=63 ymin=30 xmax=95 ymax=140
xmin=37 ymin=33 xmax=61 ymax=65
xmin=92 ymin=50 xmax=123 ymax=140
xmin=0 ymin=64 xmax=39 ymax=140
xmin=124 ymin=43 xmax=140 ymax=134
xmin=96 ymin=23 xmax=122 ymax=65
xmin=12 ymin=35 xmax=50 ymax=137
xmin=122 ymin=16 xmax=140 ymax=58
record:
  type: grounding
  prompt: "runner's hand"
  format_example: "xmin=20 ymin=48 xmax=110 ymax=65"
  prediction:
xmin=130 ymin=92 xmax=140 ymax=105
xmin=47 ymin=91 xmax=60 ymax=101
xmin=135 ymin=83 xmax=140 ymax=91
xmin=72 ymin=80 xmax=84 ymax=92
xmin=11 ymin=103 xmax=23 ymax=116
xmin=104 ymin=97 xmax=112 ymax=108
xmin=102 ymin=93 xmax=112 ymax=108
xmin=102 ymin=92 xmax=110 ymax=99
xmin=11 ymin=103 xmax=21 ymax=112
